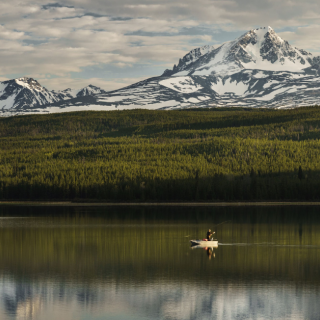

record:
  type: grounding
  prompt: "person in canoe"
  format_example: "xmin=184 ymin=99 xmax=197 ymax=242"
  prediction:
xmin=206 ymin=229 xmax=215 ymax=241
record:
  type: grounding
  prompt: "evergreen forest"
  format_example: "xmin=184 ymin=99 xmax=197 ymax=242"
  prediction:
xmin=1 ymin=106 xmax=320 ymax=201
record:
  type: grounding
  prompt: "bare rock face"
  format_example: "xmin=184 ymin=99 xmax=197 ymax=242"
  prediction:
xmin=163 ymin=45 xmax=216 ymax=76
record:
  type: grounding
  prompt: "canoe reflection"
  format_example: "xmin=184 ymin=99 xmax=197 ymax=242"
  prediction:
xmin=206 ymin=247 xmax=215 ymax=260
xmin=190 ymin=243 xmax=218 ymax=260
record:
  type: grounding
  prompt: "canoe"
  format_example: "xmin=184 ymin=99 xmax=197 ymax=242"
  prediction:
xmin=190 ymin=239 xmax=218 ymax=247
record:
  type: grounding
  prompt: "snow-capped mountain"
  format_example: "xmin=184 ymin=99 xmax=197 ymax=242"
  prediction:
xmin=163 ymin=26 xmax=314 ymax=77
xmin=3 ymin=26 xmax=320 ymax=116
xmin=56 ymin=85 xmax=106 ymax=99
xmin=31 ymin=70 xmax=319 ymax=113
xmin=76 ymin=84 xmax=106 ymax=97
xmin=0 ymin=77 xmax=105 ymax=112
xmin=0 ymin=77 xmax=61 ymax=110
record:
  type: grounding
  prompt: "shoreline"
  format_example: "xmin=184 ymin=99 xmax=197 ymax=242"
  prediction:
xmin=1 ymin=201 xmax=320 ymax=207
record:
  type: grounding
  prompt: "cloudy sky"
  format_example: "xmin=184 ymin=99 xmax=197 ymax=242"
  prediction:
xmin=1 ymin=0 xmax=320 ymax=91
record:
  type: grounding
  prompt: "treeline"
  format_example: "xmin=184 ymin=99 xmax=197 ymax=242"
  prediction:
xmin=1 ymin=107 xmax=320 ymax=201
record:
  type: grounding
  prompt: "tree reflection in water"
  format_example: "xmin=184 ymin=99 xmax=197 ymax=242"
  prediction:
xmin=0 ymin=205 xmax=319 ymax=320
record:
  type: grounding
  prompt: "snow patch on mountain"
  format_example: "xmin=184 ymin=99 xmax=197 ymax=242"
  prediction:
xmin=211 ymin=79 xmax=249 ymax=96
xmin=0 ymin=95 xmax=16 ymax=110
xmin=255 ymin=87 xmax=292 ymax=100
xmin=159 ymin=77 xmax=202 ymax=93
xmin=252 ymin=71 xmax=269 ymax=79
xmin=97 ymin=95 xmax=137 ymax=103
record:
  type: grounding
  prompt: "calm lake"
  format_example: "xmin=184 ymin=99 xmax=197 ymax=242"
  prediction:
xmin=0 ymin=205 xmax=319 ymax=320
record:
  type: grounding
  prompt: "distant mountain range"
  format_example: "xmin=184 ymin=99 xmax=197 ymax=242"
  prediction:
xmin=2 ymin=26 xmax=320 ymax=116
xmin=0 ymin=78 xmax=106 ymax=111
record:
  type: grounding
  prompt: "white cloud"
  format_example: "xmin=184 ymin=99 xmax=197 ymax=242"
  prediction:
xmin=1 ymin=0 xmax=320 ymax=91
xmin=0 ymin=26 xmax=26 ymax=40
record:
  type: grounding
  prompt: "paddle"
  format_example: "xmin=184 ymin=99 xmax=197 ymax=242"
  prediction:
xmin=211 ymin=220 xmax=231 ymax=240
xmin=214 ymin=220 xmax=231 ymax=229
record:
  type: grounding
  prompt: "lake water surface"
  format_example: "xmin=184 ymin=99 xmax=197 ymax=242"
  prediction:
xmin=0 ymin=205 xmax=319 ymax=320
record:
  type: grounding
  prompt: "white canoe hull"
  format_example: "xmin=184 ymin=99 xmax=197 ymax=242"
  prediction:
xmin=190 ymin=240 xmax=218 ymax=247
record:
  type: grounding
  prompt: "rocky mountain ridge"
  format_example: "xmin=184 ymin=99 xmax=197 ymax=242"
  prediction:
xmin=2 ymin=26 xmax=320 ymax=116
xmin=163 ymin=27 xmax=316 ymax=77
xmin=0 ymin=77 xmax=105 ymax=112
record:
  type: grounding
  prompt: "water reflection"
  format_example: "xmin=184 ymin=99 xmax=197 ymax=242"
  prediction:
xmin=0 ymin=206 xmax=319 ymax=320
xmin=206 ymin=247 xmax=214 ymax=259
xmin=190 ymin=242 xmax=218 ymax=260
xmin=1 ymin=279 xmax=319 ymax=320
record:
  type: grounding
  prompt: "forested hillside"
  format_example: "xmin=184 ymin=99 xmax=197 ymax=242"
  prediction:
xmin=1 ymin=107 xmax=320 ymax=201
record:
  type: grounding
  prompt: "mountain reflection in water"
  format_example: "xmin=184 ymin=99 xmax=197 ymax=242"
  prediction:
xmin=0 ymin=205 xmax=319 ymax=320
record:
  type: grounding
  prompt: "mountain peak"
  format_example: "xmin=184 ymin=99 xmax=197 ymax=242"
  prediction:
xmin=14 ymin=77 xmax=43 ymax=91
xmin=76 ymin=84 xmax=106 ymax=97
xmin=246 ymin=26 xmax=274 ymax=36
xmin=251 ymin=26 xmax=277 ymax=40
xmin=255 ymin=26 xmax=273 ymax=32
xmin=15 ymin=76 xmax=38 ymax=84
xmin=163 ymin=26 xmax=314 ymax=77
xmin=237 ymin=26 xmax=283 ymax=48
